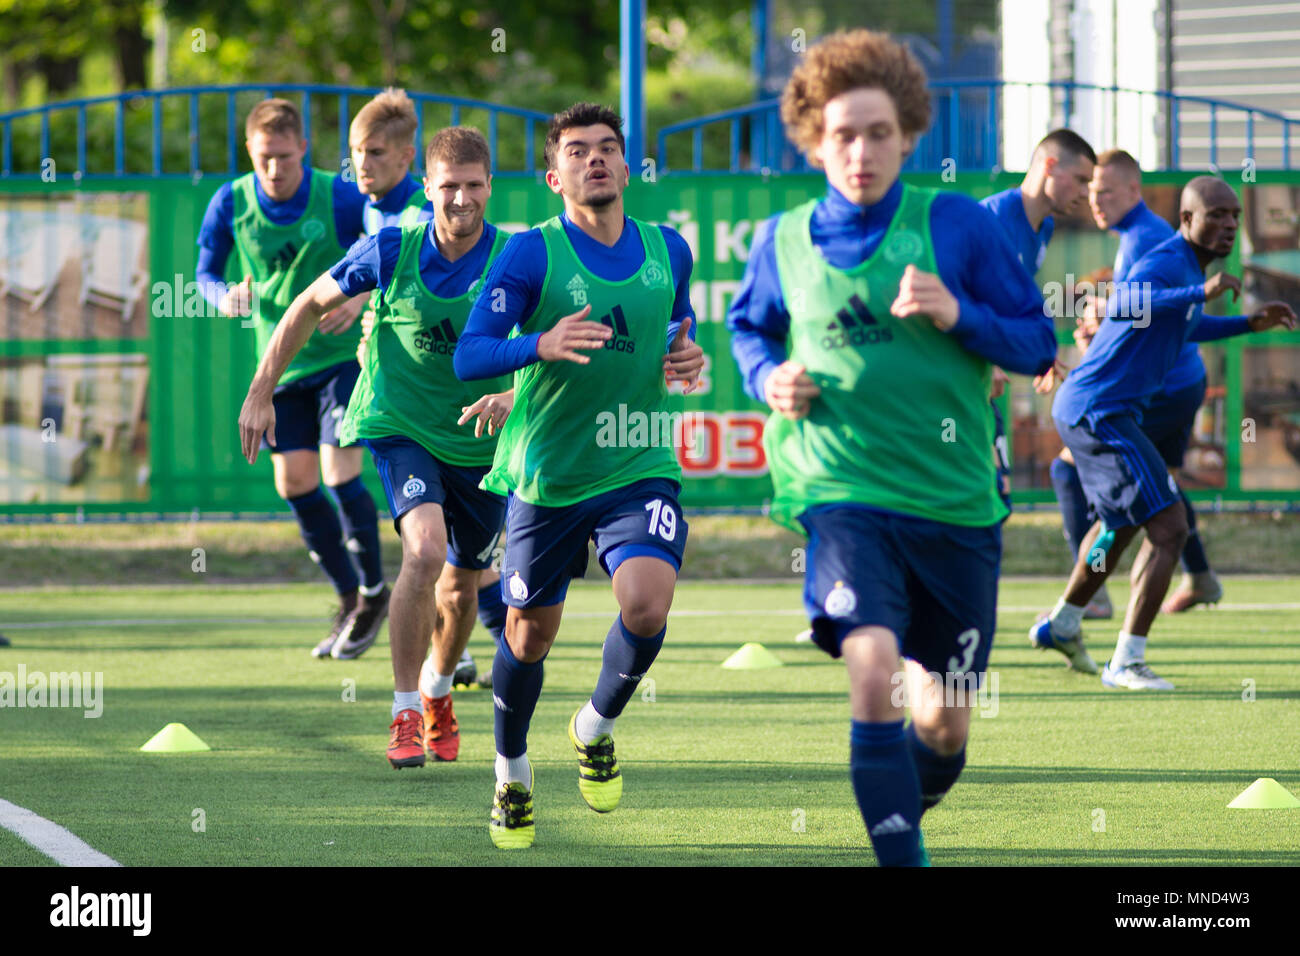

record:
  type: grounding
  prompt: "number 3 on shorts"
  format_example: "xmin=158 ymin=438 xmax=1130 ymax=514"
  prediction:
xmin=947 ymin=627 xmax=980 ymax=673
xmin=644 ymin=498 xmax=677 ymax=542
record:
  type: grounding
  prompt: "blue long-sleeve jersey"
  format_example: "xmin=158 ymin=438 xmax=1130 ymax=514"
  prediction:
xmin=330 ymin=220 xmax=498 ymax=300
xmin=980 ymin=187 xmax=1054 ymax=277
xmin=1055 ymin=231 xmax=1249 ymax=425
xmin=453 ymin=214 xmax=695 ymax=380
xmin=196 ymin=169 xmax=367 ymax=308
xmin=362 ymin=175 xmax=433 ymax=234
xmin=726 ymin=179 xmax=1057 ymax=403
xmin=1111 ymin=200 xmax=1205 ymax=392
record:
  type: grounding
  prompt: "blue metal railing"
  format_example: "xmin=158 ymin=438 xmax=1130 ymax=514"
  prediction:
xmin=657 ymin=80 xmax=1297 ymax=174
xmin=0 ymin=84 xmax=552 ymax=179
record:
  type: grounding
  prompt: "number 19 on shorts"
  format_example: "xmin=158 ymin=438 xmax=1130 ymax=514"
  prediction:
xmin=644 ymin=498 xmax=677 ymax=542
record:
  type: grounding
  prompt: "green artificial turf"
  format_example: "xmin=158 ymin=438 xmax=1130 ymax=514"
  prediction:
xmin=0 ymin=578 xmax=1297 ymax=866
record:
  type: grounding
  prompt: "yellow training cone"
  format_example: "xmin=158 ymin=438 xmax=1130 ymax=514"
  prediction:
xmin=722 ymin=642 xmax=784 ymax=669
xmin=140 ymin=722 xmax=211 ymax=753
xmin=1227 ymin=778 xmax=1300 ymax=809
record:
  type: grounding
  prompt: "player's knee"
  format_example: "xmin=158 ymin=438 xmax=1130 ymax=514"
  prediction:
xmin=401 ymin=533 xmax=446 ymax=578
xmin=914 ymin=719 xmax=969 ymax=756
xmin=618 ymin=593 xmax=671 ymax=637
xmin=1147 ymin=509 xmax=1189 ymax=553
xmin=276 ymin=476 xmax=318 ymax=500
xmin=504 ymin=619 xmax=552 ymax=664
xmin=435 ymin=577 xmax=476 ymax=619
xmin=849 ymin=666 xmax=902 ymax=713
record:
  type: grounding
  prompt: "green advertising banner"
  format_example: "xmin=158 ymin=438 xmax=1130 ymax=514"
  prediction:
xmin=3 ymin=171 xmax=1299 ymax=516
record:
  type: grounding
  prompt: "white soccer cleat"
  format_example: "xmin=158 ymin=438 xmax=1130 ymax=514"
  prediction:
xmin=1029 ymin=617 xmax=1099 ymax=674
xmin=1101 ymin=660 xmax=1174 ymax=690
xmin=794 ymin=628 xmax=814 ymax=644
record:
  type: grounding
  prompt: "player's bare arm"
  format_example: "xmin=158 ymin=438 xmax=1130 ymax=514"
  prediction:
xmin=238 ymin=272 xmax=350 ymax=463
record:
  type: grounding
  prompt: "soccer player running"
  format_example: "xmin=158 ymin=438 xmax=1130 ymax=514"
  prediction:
xmin=1033 ymin=176 xmax=1296 ymax=689
xmin=454 ymin=102 xmax=703 ymax=849
xmin=349 ymin=90 xmax=502 ymax=686
xmin=727 ymin=30 xmax=1056 ymax=866
xmin=239 ymin=127 xmax=512 ymax=767
xmin=1087 ymin=150 xmax=1225 ymax=614
xmin=981 ymin=129 xmax=1097 ymax=598
xmin=198 ymin=98 xmax=388 ymax=660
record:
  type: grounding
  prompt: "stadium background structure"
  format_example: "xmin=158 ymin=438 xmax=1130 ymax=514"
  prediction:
xmin=4 ymin=9 xmax=1300 ymax=519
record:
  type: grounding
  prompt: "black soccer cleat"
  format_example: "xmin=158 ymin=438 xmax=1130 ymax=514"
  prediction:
xmin=331 ymin=586 xmax=390 ymax=660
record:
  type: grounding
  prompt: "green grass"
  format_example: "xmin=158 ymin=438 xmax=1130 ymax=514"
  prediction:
xmin=1 ymin=578 xmax=1298 ymax=866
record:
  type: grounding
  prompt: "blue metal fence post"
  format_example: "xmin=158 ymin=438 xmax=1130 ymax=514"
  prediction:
xmin=620 ymin=0 xmax=646 ymax=167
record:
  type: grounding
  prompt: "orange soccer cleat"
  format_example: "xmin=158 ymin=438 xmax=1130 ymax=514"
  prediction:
xmin=387 ymin=708 xmax=426 ymax=769
xmin=421 ymin=691 xmax=460 ymax=762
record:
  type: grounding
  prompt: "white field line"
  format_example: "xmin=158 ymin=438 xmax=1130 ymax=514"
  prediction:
xmin=0 ymin=798 xmax=121 ymax=867
xmin=1 ymin=603 xmax=1297 ymax=630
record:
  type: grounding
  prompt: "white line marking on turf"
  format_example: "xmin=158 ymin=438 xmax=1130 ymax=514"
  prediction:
xmin=2 ymin=603 xmax=1296 ymax=630
xmin=0 ymin=798 xmax=121 ymax=867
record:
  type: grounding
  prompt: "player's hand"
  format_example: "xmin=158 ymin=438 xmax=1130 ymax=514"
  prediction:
xmin=458 ymin=389 xmax=515 ymax=438
xmin=1033 ymin=358 xmax=1071 ymax=395
xmin=989 ymin=367 xmax=1009 ymax=400
xmin=663 ymin=316 xmax=705 ymax=393
xmin=536 ymin=305 xmax=611 ymax=364
xmin=1073 ymin=313 xmax=1100 ymax=353
xmin=219 ymin=275 xmax=255 ymax=318
xmin=764 ymin=361 xmax=820 ymax=420
xmin=1247 ymin=301 xmax=1298 ymax=332
xmin=890 ymin=264 xmax=959 ymax=331
xmin=320 ymin=295 xmax=364 ymax=335
xmin=1204 ymin=272 xmax=1241 ymax=304
xmin=238 ymin=390 xmax=276 ymax=465
xmin=356 ymin=309 xmax=377 ymax=364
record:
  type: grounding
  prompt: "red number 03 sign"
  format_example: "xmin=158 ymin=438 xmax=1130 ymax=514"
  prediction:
xmin=674 ymin=411 xmax=768 ymax=477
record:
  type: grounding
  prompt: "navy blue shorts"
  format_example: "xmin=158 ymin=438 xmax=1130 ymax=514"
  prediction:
xmin=264 ymin=361 xmax=360 ymax=454
xmin=1054 ymin=412 xmax=1180 ymax=530
xmin=500 ymin=477 xmax=688 ymax=608
xmin=798 ymin=505 xmax=999 ymax=683
xmin=1140 ymin=377 xmax=1206 ymax=469
xmin=364 ymin=435 xmax=505 ymax=570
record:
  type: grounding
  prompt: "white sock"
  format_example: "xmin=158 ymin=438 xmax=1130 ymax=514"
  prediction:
xmin=360 ymin=582 xmax=386 ymax=598
xmin=458 ymin=648 xmax=475 ymax=665
xmin=574 ymin=700 xmax=615 ymax=744
xmin=1112 ymin=632 xmax=1147 ymax=669
xmin=1050 ymin=598 xmax=1085 ymax=636
xmin=392 ymin=690 xmax=420 ymax=718
xmin=418 ymin=657 xmax=453 ymax=699
xmin=495 ymin=753 xmax=531 ymax=786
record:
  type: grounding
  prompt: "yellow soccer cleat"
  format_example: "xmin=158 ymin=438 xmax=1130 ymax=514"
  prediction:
xmin=489 ymin=767 xmax=535 ymax=849
xmin=568 ymin=708 xmax=623 ymax=813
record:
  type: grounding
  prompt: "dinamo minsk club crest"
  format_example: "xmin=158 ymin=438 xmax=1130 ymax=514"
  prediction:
xmin=402 ymin=476 xmax=426 ymax=499
xmin=641 ymin=259 xmax=668 ymax=289
xmin=825 ymin=580 xmax=858 ymax=618
xmin=883 ymin=230 xmax=923 ymax=265
xmin=300 ymin=218 xmax=326 ymax=242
